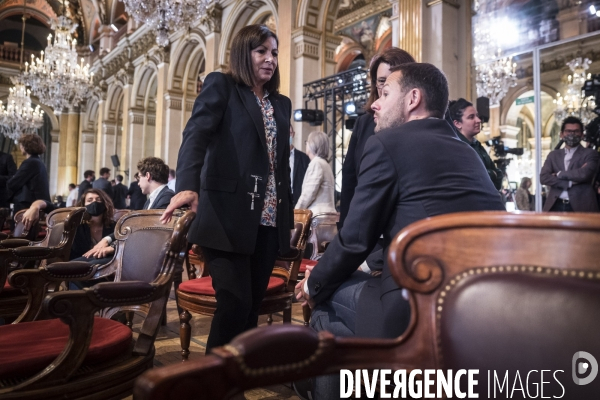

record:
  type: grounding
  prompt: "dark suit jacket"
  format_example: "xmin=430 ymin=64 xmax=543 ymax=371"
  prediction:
xmin=79 ymin=180 xmax=93 ymax=195
xmin=457 ymin=132 xmax=503 ymax=190
xmin=540 ymin=145 xmax=599 ymax=212
xmin=292 ymin=148 xmax=310 ymax=206
xmin=0 ymin=151 xmax=17 ymax=207
xmin=112 ymin=183 xmax=129 ymax=209
xmin=92 ymin=177 xmax=113 ymax=198
xmin=7 ymin=155 xmax=50 ymax=212
xmin=144 ymin=186 xmax=175 ymax=210
xmin=176 ymin=72 xmax=293 ymax=255
xmin=339 ymin=113 xmax=376 ymax=228
xmin=308 ymin=119 xmax=506 ymax=338
xmin=127 ymin=181 xmax=146 ymax=210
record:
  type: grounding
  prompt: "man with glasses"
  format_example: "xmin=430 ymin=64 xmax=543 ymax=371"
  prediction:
xmin=540 ymin=116 xmax=599 ymax=212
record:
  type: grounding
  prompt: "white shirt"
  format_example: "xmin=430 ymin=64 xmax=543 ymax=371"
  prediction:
xmin=289 ymin=148 xmax=295 ymax=193
xmin=66 ymin=188 xmax=79 ymax=207
xmin=147 ymin=184 xmax=167 ymax=210
xmin=167 ymin=179 xmax=176 ymax=192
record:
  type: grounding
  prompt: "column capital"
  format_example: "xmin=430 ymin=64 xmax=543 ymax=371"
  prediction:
xmin=128 ymin=107 xmax=146 ymax=124
xmin=426 ymin=0 xmax=459 ymax=8
xmin=81 ymin=130 xmax=96 ymax=143
xmin=292 ymin=27 xmax=322 ymax=60
xmin=200 ymin=3 xmax=223 ymax=34
xmin=164 ymin=91 xmax=183 ymax=110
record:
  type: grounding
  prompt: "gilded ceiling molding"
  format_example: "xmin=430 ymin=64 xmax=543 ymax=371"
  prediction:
xmin=426 ymin=0 xmax=459 ymax=9
xmin=200 ymin=3 xmax=223 ymax=34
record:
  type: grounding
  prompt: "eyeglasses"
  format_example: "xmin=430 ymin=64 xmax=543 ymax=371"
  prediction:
xmin=563 ymin=129 xmax=582 ymax=135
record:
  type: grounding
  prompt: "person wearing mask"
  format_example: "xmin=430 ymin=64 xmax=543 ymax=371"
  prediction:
xmin=161 ymin=24 xmax=293 ymax=351
xmin=7 ymin=133 xmax=51 ymax=213
xmin=0 ymin=150 xmax=17 ymax=209
xmin=22 ymin=189 xmax=115 ymax=260
xmin=295 ymin=131 xmax=336 ymax=215
xmin=449 ymin=98 xmax=503 ymax=190
xmin=339 ymin=47 xmax=415 ymax=228
xmin=79 ymin=170 xmax=95 ymax=194
xmin=290 ymin=125 xmax=310 ymax=207
xmin=66 ymin=183 xmax=79 ymax=207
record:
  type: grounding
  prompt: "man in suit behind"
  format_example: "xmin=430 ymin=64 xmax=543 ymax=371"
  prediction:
xmin=112 ymin=174 xmax=129 ymax=209
xmin=79 ymin=170 xmax=95 ymax=195
xmin=290 ymin=125 xmax=310 ymax=206
xmin=540 ymin=116 xmax=599 ymax=212
xmin=92 ymin=167 xmax=113 ymax=198
xmin=0 ymin=150 xmax=17 ymax=208
xmin=295 ymin=62 xmax=505 ymax=399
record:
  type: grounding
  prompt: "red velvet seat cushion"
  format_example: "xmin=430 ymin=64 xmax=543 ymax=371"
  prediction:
xmin=179 ymin=276 xmax=286 ymax=296
xmin=299 ymin=259 xmax=318 ymax=273
xmin=0 ymin=317 xmax=132 ymax=378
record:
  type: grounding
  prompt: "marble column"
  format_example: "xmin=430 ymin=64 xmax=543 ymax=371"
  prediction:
xmin=389 ymin=0 xmax=399 ymax=47
xmin=399 ymin=0 xmax=422 ymax=61
xmin=95 ymin=99 xmax=106 ymax=173
xmin=278 ymin=0 xmax=294 ymax=97
xmin=57 ymin=111 xmax=80 ymax=196
xmin=154 ymin=59 xmax=169 ymax=160
xmin=163 ymin=91 xmax=184 ymax=166
xmin=79 ymin=130 xmax=96 ymax=180
xmin=119 ymin=83 xmax=132 ymax=179
xmin=49 ymin=130 xmax=59 ymax=197
xmin=127 ymin=108 xmax=145 ymax=178
xmin=203 ymin=3 xmax=223 ymax=74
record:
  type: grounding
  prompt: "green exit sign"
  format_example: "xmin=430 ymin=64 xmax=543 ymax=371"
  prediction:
xmin=516 ymin=96 xmax=534 ymax=105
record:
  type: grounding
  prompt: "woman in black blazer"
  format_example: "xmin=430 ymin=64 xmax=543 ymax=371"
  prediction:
xmin=7 ymin=133 xmax=50 ymax=213
xmin=162 ymin=25 xmax=293 ymax=350
xmin=339 ymin=48 xmax=415 ymax=228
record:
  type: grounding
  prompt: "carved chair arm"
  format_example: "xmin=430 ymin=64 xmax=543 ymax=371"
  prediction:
xmin=0 ymin=238 xmax=32 ymax=248
xmin=84 ymin=281 xmax=165 ymax=308
xmin=11 ymin=245 xmax=60 ymax=260
xmin=43 ymin=261 xmax=101 ymax=281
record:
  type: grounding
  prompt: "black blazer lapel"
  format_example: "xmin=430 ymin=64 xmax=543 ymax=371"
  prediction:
xmin=236 ymin=85 xmax=268 ymax=155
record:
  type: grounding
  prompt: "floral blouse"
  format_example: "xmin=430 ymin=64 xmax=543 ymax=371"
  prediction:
xmin=254 ymin=91 xmax=278 ymax=227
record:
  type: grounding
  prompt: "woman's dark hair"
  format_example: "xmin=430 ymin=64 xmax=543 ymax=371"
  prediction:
xmin=76 ymin=188 xmax=115 ymax=228
xmin=365 ymin=47 xmax=416 ymax=114
xmin=229 ymin=24 xmax=280 ymax=95
xmin=18 ymin=133 xmax=46 ymax=155
xmin=448 ymin=98 xmax=473 ymax=123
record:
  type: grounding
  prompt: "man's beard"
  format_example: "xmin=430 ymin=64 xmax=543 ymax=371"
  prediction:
xmin=375 ymin=99 xmax=406 ymax=133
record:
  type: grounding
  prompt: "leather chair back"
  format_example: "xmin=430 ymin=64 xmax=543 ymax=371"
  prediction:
xmin=11 ymin=209 xmax=40 ymax=241
xmin=387 ymin=211 xmax=600 ymax=398
xmin=306 ymin=212 xmax=339 ymax=260
xmin=272 ymin=209 xmax=312 ymax=288
xmin=113 ymin=209 xmax=130 ymax=224
xmin=37 ymin=207 xmax=87 ymax=268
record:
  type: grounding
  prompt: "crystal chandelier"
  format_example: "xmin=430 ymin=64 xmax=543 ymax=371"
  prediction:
xmin=23 ymin=13 xmax=94 ymax=115
xmin=553 ymin=57 xmax=597 ymax=125
xmin=122 ymin=0 xmax=213 ymax=47
xmin=0 ymin=76 xmax=44 ymax=142
xmin=476 ymin=50 xmax=518 ymax=107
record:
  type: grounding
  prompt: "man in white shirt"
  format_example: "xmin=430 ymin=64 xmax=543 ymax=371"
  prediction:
xmin=66 ymin=183 xmax=79 ymax=206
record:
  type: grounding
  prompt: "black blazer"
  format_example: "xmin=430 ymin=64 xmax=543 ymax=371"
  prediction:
xmin=92 ymin=177 xmax=113 ymax=198
xmin=127 ymin=181 xmax=146 ymax=210
xmin=7 ymin=155 xmax=50 ymax=212
xmin=112 ymin=183 xmax=129 ymax=209
xmin=339 ymin=113 xmax=376 ymax=228
xmin=144 ymin=186 xmax=175 ymax=210
xmin=308 ymin=119 xmax=506 ymax=338
xmin=79 ymin=180 xmax=93 ymax=195
xmin=292 ymin=148 xmax=310 ymax=206
xmin=176 ymin=72 xmax=293 ymax=255
xmin=0 ymin=151 xmax=17 ymax=207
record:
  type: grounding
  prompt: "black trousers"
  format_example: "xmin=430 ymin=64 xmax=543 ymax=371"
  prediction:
xmin=202 ymin=225 xmax=279 ymax=351
xmin=550 ymin=200 xmax=573 ymax=212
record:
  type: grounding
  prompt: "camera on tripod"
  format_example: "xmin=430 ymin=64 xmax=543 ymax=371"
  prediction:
xmin=485 ymin=136 xmax=524 ymax=157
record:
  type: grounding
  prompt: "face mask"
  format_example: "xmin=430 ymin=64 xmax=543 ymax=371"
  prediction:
xmin=86 ymin=201 xmax=106 ymax=217
xmin=563 ymin=134 xmax=582 ymax=147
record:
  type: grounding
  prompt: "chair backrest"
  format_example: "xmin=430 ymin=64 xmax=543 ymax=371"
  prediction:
xmin=0 ymin=208 xmax=9 ymax=232
xmin=37 ymin=207 xmax=87 ymax=268
xmin=272 ymin=209 xmax=312 ymax=288
xmin=11 ymin=209 xmax=41 ymax=241
xmin=386 ymin=211 xmax=600 ymax=398
xmin=113 ymin=209 xmax=130 ymax=224
xmin=306 ymin=212 xmax=339 ymax=260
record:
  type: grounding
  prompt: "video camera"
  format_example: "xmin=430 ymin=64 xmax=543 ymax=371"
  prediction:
xmin=485 ymin=136 xmax=524 ymax=157
xmin=583 ymin=74 xmax=600 ymax=149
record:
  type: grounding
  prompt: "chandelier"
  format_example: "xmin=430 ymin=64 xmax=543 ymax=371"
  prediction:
xmin=0 ymin=76 xmax=44 ymax=142
xmin=476 ymin=50 xmax=518 ymax=107
xmin=553 ymin=57 xmax=597 ymax=125
xmin=122 ymin=0 xmax=213 ymax=47
xmin=23 ymin=14 xmax=94 ymax=115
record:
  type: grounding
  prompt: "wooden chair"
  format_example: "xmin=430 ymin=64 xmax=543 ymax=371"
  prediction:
xmin=134 ymin=211 xmax=600 ymax=400
xmin=0 ymin=209 xmax=43 ymax=243
xmin=0 ymin=207 xmax=86 ymax=322
xmin=176 ymin=209 xmax=313 ymax=360
xmin=0 ymin=209 xmax=195 ymax=399
xmin=305 ymin=212 xmax=339 ymax=261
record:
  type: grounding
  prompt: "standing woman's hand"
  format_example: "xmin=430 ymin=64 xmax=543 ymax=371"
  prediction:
xmin=160 ymin=190 xmax=199 ymax=224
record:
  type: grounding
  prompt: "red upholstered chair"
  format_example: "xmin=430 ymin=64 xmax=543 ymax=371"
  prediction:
xmin=0 ymin=209 xmax=195 ymax=399
xmin=135 ymin=212 xmax=600 ymax=400
xmin=0 ymin=207 xmax=86 ymax=322
xmin=176 ymin=209 xmax=313 ymax=360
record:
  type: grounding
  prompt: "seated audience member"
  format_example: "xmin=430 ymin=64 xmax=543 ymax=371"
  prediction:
xmin=84 ymin=156 xmax=175 ymax=258
xmin=516 ymin=177 xmax=534 ymax=211
xmin=295 ymin=62 xmax=506 ymax=399
xmin=22 ymin=189 xmax=116 ymax=260
xmin=128 ymin=172 xmax=146 ymax=210
xmin=295 ymin=131 xmax=336 ymax=215
xmin=112 ymin=174 xmax=128 ymax=209
xmin=79 ymin=170 xmax=95 ymax=194
xmin=66 ymin=183 xmax=79 ymax=207
xmin=54 ymin=195 xmax=66 ymax=208
xmin=540 ymin=116 xmax=599 ymax=212
xmin=93 ymin=167 xmax=113 ymax=198
xmin=290 ymin=125 xmax=310 ymax=207
xmin=449 ymin=98 xmax=503 ymax=190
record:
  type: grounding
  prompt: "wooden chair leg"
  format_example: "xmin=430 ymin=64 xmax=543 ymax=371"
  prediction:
xmin=180 ymin=309 xmax=192 ymax=361
xmin=283 ymin=308 xmax=292 ymax=323
xmin=161 ymin=302 xmax=167 ymax=326
xmin=302 ymin=304 xmax=311 ymax=327
xmin=267 ymin=314 xmax=273 ymax=325
xmin=125 ymin=311 xmax=134 ymax=329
